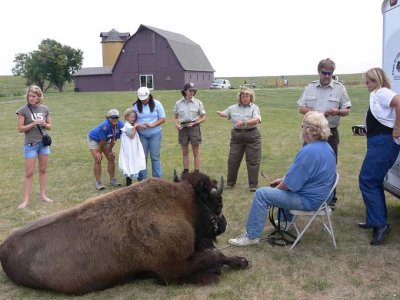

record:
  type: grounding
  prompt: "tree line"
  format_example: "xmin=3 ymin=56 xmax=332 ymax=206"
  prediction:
xmin=12 ymin=39 xmax=83 ymax=92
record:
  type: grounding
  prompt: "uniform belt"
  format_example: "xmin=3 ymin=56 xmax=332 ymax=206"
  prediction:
xmin=234 ymin=127 xmax=257 ymax=132
xmin=181 ymin=121 xmax=198 ymax=128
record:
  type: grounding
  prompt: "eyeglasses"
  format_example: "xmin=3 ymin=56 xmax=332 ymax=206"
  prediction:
xmin=320 ymin=70 xmax=333 ymax=76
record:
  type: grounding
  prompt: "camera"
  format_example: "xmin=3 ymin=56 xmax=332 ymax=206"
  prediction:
xmin=352 ymin=125 xmax=367 ymax=135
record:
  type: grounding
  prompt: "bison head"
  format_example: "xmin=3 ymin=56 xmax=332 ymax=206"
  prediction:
xmin=174 ymin=170 xmax=226 ymax=247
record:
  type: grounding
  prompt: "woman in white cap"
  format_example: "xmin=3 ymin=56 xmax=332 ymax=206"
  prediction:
xmin=87 ymin=109 xmax=124 ymax=190
xmin=132 ymin=87 xmax=166 ymax=179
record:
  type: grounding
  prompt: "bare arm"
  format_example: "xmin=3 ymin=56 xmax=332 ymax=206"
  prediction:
xmin=270 ymin=176 xmax=289 ymax=191
xmin=17 ymin=114 xmax=50 ymax=133
xmin=173 ymin=115 xmax=183 ymax=130
xmin=217 ymin=111 xmax=228 ymax=118
xmin=130 ymin=124 xmax=137 ymax=138
xmin=299 ymin=106 xmax=312 ymax=115
xmin=144 ymin=117 xmax=166 ymax=128
xmin=237 ymin=116 xmax=261 ymax=128
xmin=391 ymin=95 xmax=400 ymax=138
xmin=325 ymin=107 xmax=351 ymax=117
xmin=195 ymin=114 xmax=206 ymax=125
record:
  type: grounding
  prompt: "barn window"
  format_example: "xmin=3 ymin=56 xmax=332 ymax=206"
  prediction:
xmin=390 ymin=0 xmax=397 ymax=5
xmin=140 ymin=74 xmax=154 ymax=90
xmin=165 ymin=75 xmax=171 ymax=81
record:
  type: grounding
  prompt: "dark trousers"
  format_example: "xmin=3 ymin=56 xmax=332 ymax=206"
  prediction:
xmin=328 ymin=127 xmax=339 ymax=161
xmin=328 ymin=128 xmax=339 ymax=200
xmin=359 ymin=134 xmax=400 ymax=226
xmin=227 ymin=128 xmax=261 ymax=188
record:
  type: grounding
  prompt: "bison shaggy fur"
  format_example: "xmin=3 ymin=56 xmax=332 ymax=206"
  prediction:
xmin=0 ymin=172 xmax=248 ymax=294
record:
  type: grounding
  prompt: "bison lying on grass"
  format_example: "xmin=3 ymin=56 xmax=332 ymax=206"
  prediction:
xmin=0 ymin=171 xmax=248 ymax=294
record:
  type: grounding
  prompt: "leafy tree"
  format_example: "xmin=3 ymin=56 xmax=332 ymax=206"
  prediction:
xmin=12 ymin=39 xmax=83 ymax=92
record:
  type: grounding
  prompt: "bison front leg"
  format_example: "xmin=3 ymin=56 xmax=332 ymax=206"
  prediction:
xmin=179 ymin=249 xmax=249 ymax=284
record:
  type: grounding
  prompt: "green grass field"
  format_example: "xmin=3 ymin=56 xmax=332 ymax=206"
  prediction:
xmin=1 ymin=77 xmax=400 ymax=299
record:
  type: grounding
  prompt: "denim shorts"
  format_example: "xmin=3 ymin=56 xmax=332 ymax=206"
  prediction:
xmin=24 ymin=142 xmax=50 ymax=158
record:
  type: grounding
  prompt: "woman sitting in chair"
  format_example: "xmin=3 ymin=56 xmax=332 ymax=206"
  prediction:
xmin=229 ymin=111 xmax=336 ymax=246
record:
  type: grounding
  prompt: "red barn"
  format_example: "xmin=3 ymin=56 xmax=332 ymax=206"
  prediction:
xmin=73 ymin=25 xmax=215 ymax=91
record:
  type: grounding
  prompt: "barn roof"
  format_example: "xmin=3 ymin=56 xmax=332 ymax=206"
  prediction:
xmin=100 ymin=29 xmax=130 ymax=42
xmin=73 ymin=67 xmax=112 ymax=76
xmin=138 ymin=24 xmax=215 ymax=72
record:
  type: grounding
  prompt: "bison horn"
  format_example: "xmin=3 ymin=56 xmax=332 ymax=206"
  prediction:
xmin=210 ymin=176 xmax=224 ymax=197
xmin=173 ymin=169 xmax=180 ymax=182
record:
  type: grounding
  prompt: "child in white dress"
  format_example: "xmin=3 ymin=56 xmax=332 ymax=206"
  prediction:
xmin=118 ymin=108 xmax=146 ymax=186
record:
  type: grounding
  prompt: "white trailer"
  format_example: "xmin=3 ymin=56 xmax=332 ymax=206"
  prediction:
xmin=382 ymin=0 xmax=400 ymax=93
xmin=383 ymin=0 xmax=400 ymax=198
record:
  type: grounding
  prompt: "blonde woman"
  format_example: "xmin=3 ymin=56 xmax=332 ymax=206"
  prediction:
xmin=229 ymin=111 xmax=336 ymax=246
xmin=16 ymin=85 xmax=53 ymax=209
xmin=217 ymin=87 xmax=261 ymax=192
xmin=358 ymin=67 xmax=400 ymax=246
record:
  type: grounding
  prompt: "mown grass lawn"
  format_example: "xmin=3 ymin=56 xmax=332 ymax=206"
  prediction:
xmin=1 ymin=83 xmax=400 ymax=299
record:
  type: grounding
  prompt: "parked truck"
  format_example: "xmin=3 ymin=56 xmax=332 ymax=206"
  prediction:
xmin=382 ymin=0 xmax=400 ymax=198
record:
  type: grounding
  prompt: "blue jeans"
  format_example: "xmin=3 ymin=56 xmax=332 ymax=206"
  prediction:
xmin=246 ymin=187 xmax=306 ymax=239
xmin=359 ymin=134 xmax=400 ymax=227
xmin=138 ymin=130 xmax=162 ymax=179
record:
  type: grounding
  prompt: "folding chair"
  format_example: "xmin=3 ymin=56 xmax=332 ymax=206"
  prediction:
xmin=288 ymin=172 xmax=339 ymax=251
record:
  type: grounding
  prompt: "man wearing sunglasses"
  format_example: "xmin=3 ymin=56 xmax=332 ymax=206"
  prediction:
xmin=297 ymin=58 xmax=351 ymax=209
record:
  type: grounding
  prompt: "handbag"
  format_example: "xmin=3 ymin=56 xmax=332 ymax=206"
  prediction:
xmin=27 ymin=105 xmax=52 ymax=146
xmin=266 ymin=206 xmax=297 ymax=246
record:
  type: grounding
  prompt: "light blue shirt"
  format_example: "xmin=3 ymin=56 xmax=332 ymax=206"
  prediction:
xmin=284 ymin=141 xmax=336 ymax=210
xmin=133 ymin=99 xmax=166 ymax=137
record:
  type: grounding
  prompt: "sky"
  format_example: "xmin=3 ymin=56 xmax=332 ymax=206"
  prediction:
xmin=0 ymin=0 xmax=384 ymax=77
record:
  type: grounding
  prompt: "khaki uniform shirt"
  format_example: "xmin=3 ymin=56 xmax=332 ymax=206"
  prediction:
xmin=173 ymin=97 xmax=205 ymax=123
xmin=222 ymin=103 xmax=261 ymax=129
xmin=297 ymin=80 xmax=351 ymax=128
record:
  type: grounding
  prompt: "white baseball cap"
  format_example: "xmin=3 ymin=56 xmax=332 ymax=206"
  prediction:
xmin=137 ymin=87 xmax=150 ymax=100
xmin=106 ymin=109 xmax=119 ymax=118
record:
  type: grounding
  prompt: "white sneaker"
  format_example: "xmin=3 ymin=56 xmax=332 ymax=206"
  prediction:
xmin=229 ymin=232 xmax=259 ymax=247
xmin=96 ymin=181 xmax=106 ymax=190
xmin=110 ymin=178 xmax=121 ymax=187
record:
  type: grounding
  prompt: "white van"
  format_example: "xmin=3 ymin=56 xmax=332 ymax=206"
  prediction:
xmin=382 ymin=0 xmax=400 ymax=198
xmin=210 ymin=79 xmax=231 ymax=89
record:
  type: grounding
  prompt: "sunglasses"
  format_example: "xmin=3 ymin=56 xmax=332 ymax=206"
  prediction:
xmin=110 ymin=116 xmax=119 ymax=120
xmin=320 ymin=70 xmax=333 ymax=76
